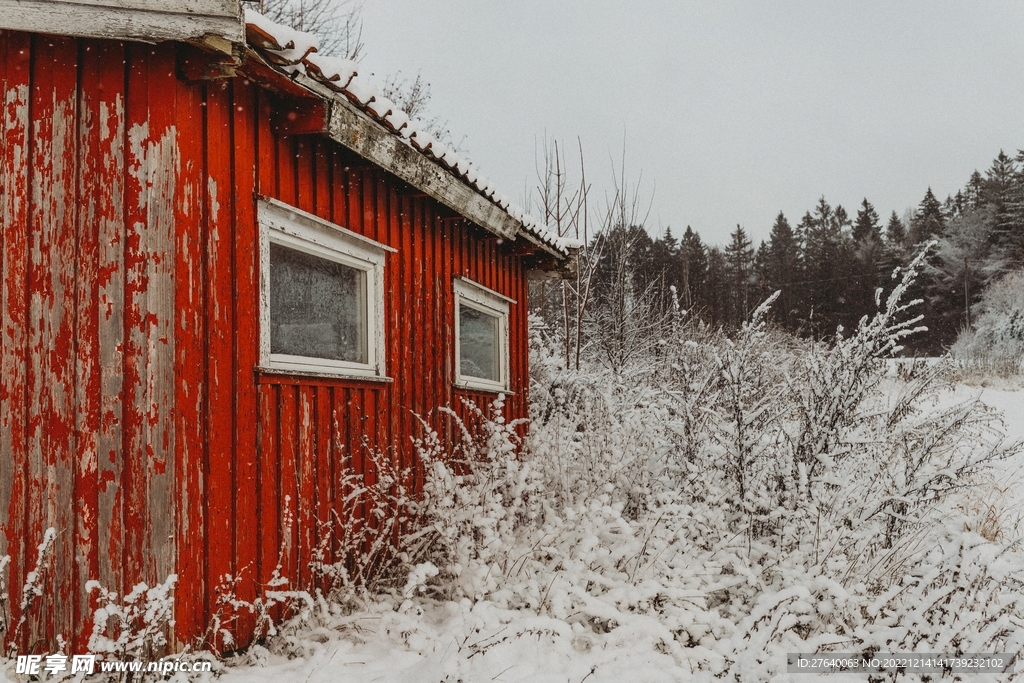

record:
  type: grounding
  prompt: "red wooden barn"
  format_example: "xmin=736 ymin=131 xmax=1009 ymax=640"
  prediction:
xmin=0 ymin=0 xmax=572 ymax=653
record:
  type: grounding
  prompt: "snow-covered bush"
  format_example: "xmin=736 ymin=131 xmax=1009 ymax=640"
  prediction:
xmin=362 ymin=249 xmax=1024 ymax=680
xmin=232 ymin=250 xmax=1023 ymax=682
xmin=310 ymin=452 xmax=421 ymax=603
xmin=403 ymin=397 xmax=544 ymax=601
xmin=952 ymin=270 xmax=1024 ymax=379
xmin=5 ymin=528 xmax=56 ymax=657
xmin=87 ymin=575 xmax=178 ymax=664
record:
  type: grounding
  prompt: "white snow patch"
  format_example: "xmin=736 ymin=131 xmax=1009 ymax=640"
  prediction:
xmin=243 ymin=7 xmax=318 ymax=61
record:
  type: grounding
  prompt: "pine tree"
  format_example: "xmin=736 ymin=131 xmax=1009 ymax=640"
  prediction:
xmin=834 ymin=204 xmax=852 ymax=231
xmin=878 ymin=211 xmax=908 ymax=286
xmin=965 ymin=171 xmax=985 ymax=208
xmin=850 ymin=199 xmax=884 ymax=319
xmin=762 ymin=211 xmax=801 ymax=329
xmin=953 ymin=190 xmax=966 ymax=219
xmin=813 ymin=196 xmax=834 ymax=229
xmin=801 ymin=197 xmax=854 ymax=336
xmin=677 ymin=226 xmax=708 ymax=312
xmin=724 ymin=225 xmax=755 ymax=326
xmin=852 ymin=198 xmax=881 ymax=243
xmin=984 ymin=151 xmax=1016 ymax=209
xmin=911 ymin=187 xmax=946 ymax=243
xmin=984 ymin=151 xmax=1017 ymax=250
xmin=928 ymin=207 xmax=997 ymax=351
xmin=647 ymin=227 xmax=680 ymax=315
xmin=704 ymin=246 xmax=728 ymax=328
xmin=904 ymin=190 xmax=947 ymax=353
xmin=885 ymin=211 xmax=907 ymax=248
xmin=753 ymin=240 xmax=772 ymax=308
xmin=1008 ymin=150 xmax=1024 ymax=258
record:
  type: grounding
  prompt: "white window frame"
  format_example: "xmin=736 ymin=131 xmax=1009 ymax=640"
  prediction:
xmin=258 ymin=197 xmax=392 ymax=379
xmin=453 ymin=277 xmax=513 ymax=392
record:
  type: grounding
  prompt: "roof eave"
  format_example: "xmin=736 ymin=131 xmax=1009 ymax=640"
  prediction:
xmin=326 ymin=90 xmax=522 ymax=242
xmin=240 ymin=50 xmax=569 ymax=260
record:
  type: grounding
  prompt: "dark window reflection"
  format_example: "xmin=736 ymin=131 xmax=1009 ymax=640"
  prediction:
xmin=270 ymin=242 xmax=367 ymax=363
xmin=459 ymin=304 xmax=498 ymax=381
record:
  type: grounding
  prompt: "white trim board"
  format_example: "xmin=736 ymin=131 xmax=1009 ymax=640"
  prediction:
xmin=0 ymin=0 xmax=244 ymax=47
xmin=258 ymin=198 xmax=388 ymax=380
xmin=453 ymin=278 xmax=510 ymax=393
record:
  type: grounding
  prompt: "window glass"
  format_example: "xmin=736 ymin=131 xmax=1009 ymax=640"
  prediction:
xmin=270 ymin=242 xmax=367 ymax=363
xmin=459 ymin=303 xmax=499 ymax=381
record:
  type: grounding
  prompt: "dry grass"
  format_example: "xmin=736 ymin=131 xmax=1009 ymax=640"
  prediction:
xmin=958 ymin=472 xmax=1024 ymax=543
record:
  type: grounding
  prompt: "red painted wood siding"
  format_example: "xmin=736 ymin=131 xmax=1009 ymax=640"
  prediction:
xmin=0 ymin=33 xmax=531 ymax=653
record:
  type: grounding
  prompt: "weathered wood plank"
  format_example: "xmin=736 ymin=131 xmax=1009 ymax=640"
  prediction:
xmin=0 ymin=30 xmax=32 ymax=651
xmin=278 ymin=384 xmax=299 ymax=587
xmin=312 ymin=136 xmax=331 ymax=226
xmin=296 ymin=387 xmax=315 ymax=589
xmin=204 ymin=77 xmax=235 ymax=642
xmin=93 ymin=39 xmax=127 ymax=612
xmin=325 ymin=95 xmax=522 ymax=241
xmin=382 ymin=178 xmax=399 ymax=465
xmin=410 ymin=192 xmax=425 ymax=419
xmin=276 ymin=127 xmax=297 ymax=207
xmin=295 ymin=135 xmax=314 ymax=214
xmin=336 ymin=387 xmax=359 ymax=534
xmin=121 ymin=41 xmax=149 ymax=596
xmin=256 ymin=88 xmax=276 ymax=199
xmin=173 ymin=41 xmax=207 ymax=649
xmin=73 ymin=38 xmax=105 ymax=650
xmin=122 ymin=42 xmax=178 ymax=591
xmin=231 ymin=76 xmax=260 ymax=633
xmin=314 ymin=385 xmax=333 ymax=575
xmin=28 ymin=34 xmax=81 ymax=647
xmin=428 ymin=202 xmax=444 ymax=445
xmin=145 ymin=42 xmax=178 ymax=599
xmin=256 ymin=383 xmax=280 ymax=605
xmin=0 ymin=0 xmax=243 ymax=47
xmin=437 ymin=210 xmax=454 ymax=470
xmin=55 ymin=0 xmax=237 ymax=12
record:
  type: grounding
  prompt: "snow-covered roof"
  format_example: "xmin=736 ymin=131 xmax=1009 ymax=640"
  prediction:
xmin=244 ymin=9 xmax=578 ymax=258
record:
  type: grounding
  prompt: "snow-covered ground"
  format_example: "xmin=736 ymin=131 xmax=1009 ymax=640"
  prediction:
xmin=219 ymin=602 xmax=689 ymax=683
xmin=205 ymin=380 xmax=1024 ymax=683
xmin=972 ymin=385 xmax=1024 ymax=442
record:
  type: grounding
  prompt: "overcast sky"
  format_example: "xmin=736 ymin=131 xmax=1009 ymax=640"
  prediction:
xmin=358 ymin=1 xmax=1024 ymax=246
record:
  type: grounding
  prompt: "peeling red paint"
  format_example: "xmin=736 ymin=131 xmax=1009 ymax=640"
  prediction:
xmin=1 ymin=34 xmax=531 ymax=654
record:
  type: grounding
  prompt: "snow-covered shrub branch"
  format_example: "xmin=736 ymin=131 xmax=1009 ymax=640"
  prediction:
xmin=202 ymin=548 xmax=315 ymax=653
xmin=308 ymin=444 xmax=433 ymax=604
xmin=788 ymin=247 xmax=930 ymax=485
xmin=87 ymin=575 xmax=178 ymax=663
xmin=0 ymin=554 xmax=9 ymax=648
xmin=403 ymin=397 xmax=543 ymax=601
xmin=6 ymin=527 xmax=57 ymax=657
xmin=359 ymin=246 xmax=1024 ymax=680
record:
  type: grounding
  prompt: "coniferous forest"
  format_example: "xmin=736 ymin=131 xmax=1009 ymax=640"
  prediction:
xmin=582 ymin=149 xmax=1024 ymax=355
